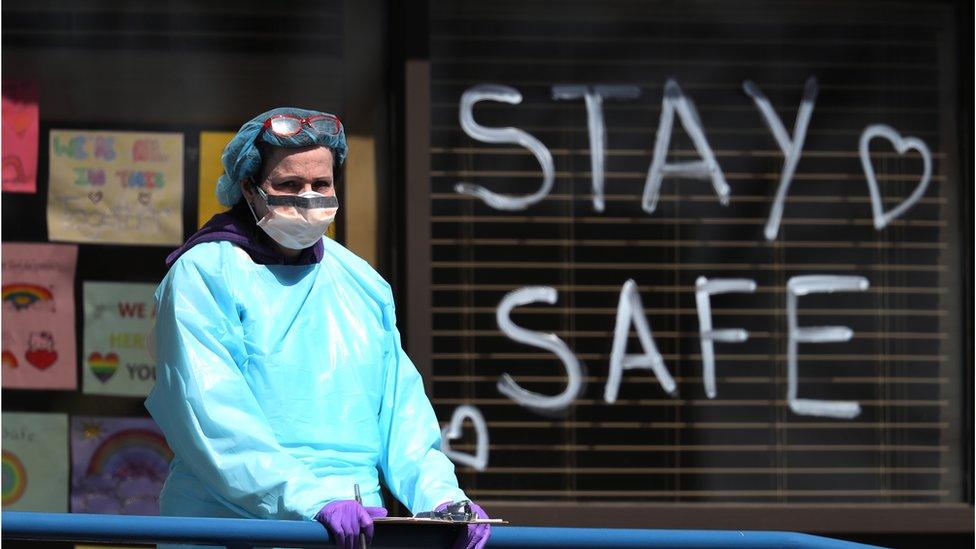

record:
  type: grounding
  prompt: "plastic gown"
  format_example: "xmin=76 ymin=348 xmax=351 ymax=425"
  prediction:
xmin=145 ymin=238 xmax=467 ymax=524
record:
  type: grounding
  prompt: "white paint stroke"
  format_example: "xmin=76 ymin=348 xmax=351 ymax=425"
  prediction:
xmin=551 ymin=85 xmax=642 ymax=212
xmin=742 ymin=76 xmax=819 ymax=241
xmin=605 ymin=279 xmax=676 ymax=403
xmin=642 ymin=79 xmax=730 ymax=214
xmin=440 ymin=404 xmax=489 ymax=471
xmin=786 ymin=275 xmax=870 ymax=419
xmin=859 ymin=124 xmax=933 ymax=230
xmin=455 ymin=84 xmax=555 ymax=210
xmin=694 ymin=276 xmax=757 ymax=399
xmin=496 ymin=286 xmax=583 ymax=411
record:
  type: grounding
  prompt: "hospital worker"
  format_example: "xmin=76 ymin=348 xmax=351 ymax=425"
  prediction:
xmin=146 ymin=107 xmax=491 ymax=549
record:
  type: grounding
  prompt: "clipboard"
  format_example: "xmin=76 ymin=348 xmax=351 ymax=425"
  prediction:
xmin=374 ymin=517 xmax=507 ymax=525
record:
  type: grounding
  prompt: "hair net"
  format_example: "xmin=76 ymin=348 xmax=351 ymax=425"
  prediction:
xmin=216 ymin=107 xmax=348 ymax=206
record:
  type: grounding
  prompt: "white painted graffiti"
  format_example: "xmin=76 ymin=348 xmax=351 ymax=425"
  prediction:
xmin=456 ymin=77 xmax=934 ymax=232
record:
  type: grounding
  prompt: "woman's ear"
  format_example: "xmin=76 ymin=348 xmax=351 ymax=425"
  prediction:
xmin=239 ymin=178 xmax=256 ymax=202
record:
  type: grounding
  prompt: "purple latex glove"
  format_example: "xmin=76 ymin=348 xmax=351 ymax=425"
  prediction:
xmin=436 ymin=501 xmax=491 ymax=549
xmin=314 ymin=500 xmax=388 ymax=549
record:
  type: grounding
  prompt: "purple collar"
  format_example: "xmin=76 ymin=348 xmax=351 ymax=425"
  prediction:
xmin=166 ymin=207 xmax=324 ymax=267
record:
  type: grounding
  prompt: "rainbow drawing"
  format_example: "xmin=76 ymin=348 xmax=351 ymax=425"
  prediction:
xmin=2 ymin=284 xmax=53 ymax=311
xmin=2 ymin=450 xmax=28 ymax=506
xmin=85 ymin=429 xmax=173 ymax=477
xmin=2 ymin=351 xmax=18 ymax=369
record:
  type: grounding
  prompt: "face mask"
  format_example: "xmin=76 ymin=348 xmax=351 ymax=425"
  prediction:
xmin=247 ymin=187 xmax=338 ymax=250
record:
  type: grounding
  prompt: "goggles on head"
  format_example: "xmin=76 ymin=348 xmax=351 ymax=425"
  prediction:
xmin=261 ymin=113 xmax=343 ymax=138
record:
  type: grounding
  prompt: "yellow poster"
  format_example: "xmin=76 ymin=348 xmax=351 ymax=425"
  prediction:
xmin=47 ymin=130 xmax=184 ymax=245
xmin=197 ymin=131 xmax=234 ymax=228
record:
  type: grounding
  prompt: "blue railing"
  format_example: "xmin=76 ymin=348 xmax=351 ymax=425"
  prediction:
xmin=2 ymin=512 xmax=884 ymax=548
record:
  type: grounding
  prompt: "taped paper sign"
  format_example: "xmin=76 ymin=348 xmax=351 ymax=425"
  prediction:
xmin=71 ymin=416 xmax=173 ymax=515
xmin=1 ymin=80 xmax=39 ymax=193
xmin=47 ymin=130 xmax=184 ymax=245
xmin=197 ymin=131 xmax=235 ymax=228
xmin=2 ymin=412 xmax=69 ymax=512
xmin=1 ymin=243 xmax=78 ymax=390
xmin=83 ymin=282 xmax=157 ymax=396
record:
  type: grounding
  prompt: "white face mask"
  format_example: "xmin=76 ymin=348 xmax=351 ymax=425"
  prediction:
xmin=247 ymin=187 xmax=338 ymax=250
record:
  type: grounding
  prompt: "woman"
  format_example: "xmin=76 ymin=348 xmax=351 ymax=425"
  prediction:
xmin=146 ymin=107 xmax=490 ymax=549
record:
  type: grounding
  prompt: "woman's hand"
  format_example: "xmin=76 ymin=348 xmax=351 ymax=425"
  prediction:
xmin=314 ymin=500 xmax=388 ymax=549
xmin=435 ymin=500 xmax=491 ymax=549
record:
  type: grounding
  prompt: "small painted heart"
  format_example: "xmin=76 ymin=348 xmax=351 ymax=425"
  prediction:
xmin=138 ymin=192 xmax=151 ymax=205
xmin=11 ymin=111 xmax=33 ymax=135
xmin=440 ymin=404 xmax=489 ymax=471
xmin=88 ymin=191 xmax=103 ymax=204
xmin=88 ymin=351 xmax=120 ymax=383
xmin=859 ymin=124 xmax=932 ymax=230
xmin=25 ymin=348 xmax=57 ymax=370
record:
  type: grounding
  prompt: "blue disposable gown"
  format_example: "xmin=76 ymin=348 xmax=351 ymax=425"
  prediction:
xmin=145 ymin=239 xmax=467 ymax=526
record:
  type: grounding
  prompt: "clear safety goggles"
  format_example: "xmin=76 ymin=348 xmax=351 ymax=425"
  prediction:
xmin=261 ymin=113 xmax=342 ymax=138
xmin=256 ymin=186 xmax=339 ymax=210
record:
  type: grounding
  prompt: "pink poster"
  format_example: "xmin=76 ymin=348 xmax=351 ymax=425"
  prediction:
xmin=1 ymin=243 xmax=78 ymax=389
xmin=2 ymin=80 xmax=39 ymax=194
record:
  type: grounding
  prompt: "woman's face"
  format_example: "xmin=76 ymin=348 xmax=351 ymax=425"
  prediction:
xmin=240 ymin=145 xmax=335 ymax=217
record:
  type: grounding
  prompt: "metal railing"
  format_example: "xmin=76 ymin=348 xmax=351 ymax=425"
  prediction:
xmin=2 ymin=512 xmax=884 ymax=548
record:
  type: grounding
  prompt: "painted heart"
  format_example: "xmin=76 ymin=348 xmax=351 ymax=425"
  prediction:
xmin=859 ymin=124 xmax=932 ymax=230
xmin=2 ymin=350 xmax=18 ymax=369
xmin=25 ymin=348 xmax=57 ymax=370
xmin=88 ymin=351 xmax=119 ymax=383
xmin=440 ymin=404 xmax=489 ymax=471
xmin=11 ymin=110 xmax=33 ymax=135
xmin=138 ymin=192 xmax=151 ymax=205
xmin=88 ymin=191 xmax=103 ymax=204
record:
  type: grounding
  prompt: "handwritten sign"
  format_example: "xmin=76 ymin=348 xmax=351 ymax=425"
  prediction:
xmin=47 ymin=130 xmax=184 ymax=245
xmin=456 ymin=77 xmax=931 ymax=420
xmin=2 ymin=412 xmax=68 ymax=512
xmin=71 ymin=416 xmax=173 ymax=515
xmin=1 ymin=243 xmax=78 ymax=390
xmin=1 ymin=81 xmax=39 ymax=194
xmin=83 ymin=282 xmax=157 ymax=397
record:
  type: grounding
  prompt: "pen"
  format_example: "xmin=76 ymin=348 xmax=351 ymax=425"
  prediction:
xmin=354 ymin=483 xmax=367 ymax=549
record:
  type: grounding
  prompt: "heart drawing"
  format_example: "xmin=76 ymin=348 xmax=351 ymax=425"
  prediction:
xmin=25 ymin=331 xmax=57 ymax=370
xmin=440 ymin=404 xmax=489 ymax=471
xmin=138 ymin=192 xmax=152 ymax=206
xmin=88 ymin=351 xmax=120 ymax=383
xmin=858 ymin=124 xmax=932 ymax=230
xmin=88 ymin=191 xmax=103 ymax=204
xmin=25 ymin=349 xmax=57 ymax=370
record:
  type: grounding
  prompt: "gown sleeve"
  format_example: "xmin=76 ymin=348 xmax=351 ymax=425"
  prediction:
xmin=145 ymin=250 xmax=330 ymax=520
xmin=376 ymin=302 xmax=468 ymax=514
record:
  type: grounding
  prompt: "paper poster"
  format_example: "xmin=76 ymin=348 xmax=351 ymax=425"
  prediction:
xmin=2 ymin=412 xmax=69 ymax=512
xmin=83 ymin=282 xmax=157 ymax=396
xmin=1 ymin=243 xmax=78 ymax=390
xmin=1 ymin=80 xmax=39 ymax=193
xmin=71 ymin=416 xmax=173 ymax=515
xmin=197 ymin=131 xmax=234 ymax=228
xmin=47 ymin=130 xmax=184 ymax=245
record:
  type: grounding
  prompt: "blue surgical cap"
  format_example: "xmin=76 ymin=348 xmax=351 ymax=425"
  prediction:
xmin=216 ymin=107 xmax=348 ymax=206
